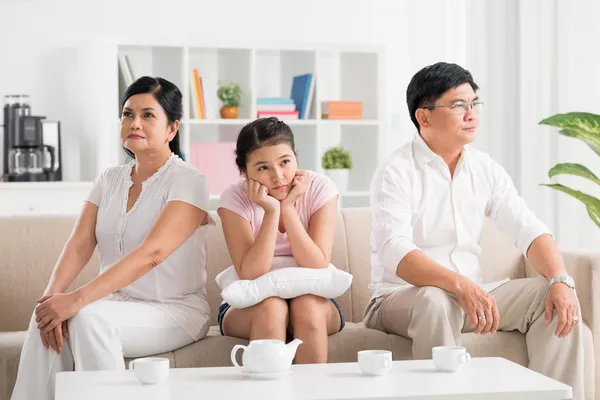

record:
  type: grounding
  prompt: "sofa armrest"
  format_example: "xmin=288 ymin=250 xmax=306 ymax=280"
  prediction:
xmin=525 ymin=250 xmax=600 ymax=332
xmin=563 ymin=251 xmax=600 ymax=400
xmin=526 ymin=250 xmax=600 ymax=399
xmin=562 ymin=251 xmax=600 ymax=332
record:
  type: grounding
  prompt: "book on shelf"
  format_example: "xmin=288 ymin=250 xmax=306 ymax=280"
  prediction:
xmin=257 ymin=111 xmax=299 ymax=120
xmin=256 ymin=103 xmax=296 ymax=112
xmin=190 ymin=69 xmax=205 ymax=119
xmin=190 ymin=142 xmax=240 ymax=194
xmin=118 ymin=54 xmax=135 ymax=87
xmin=321 ymin=101 xmax=363 ymax=120
xmin=290 ymin=74 xmax=315 ymax=119
xmin=257 ymin=97 xmax=295 ymax=105
xmin=189 ymin=69 xmax=219 ymax=120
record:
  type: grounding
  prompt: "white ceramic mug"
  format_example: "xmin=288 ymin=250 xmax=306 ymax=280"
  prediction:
xmin=129 ymin=357 xmax=170 ymax=384
xmin=432 ymin=346 xmax=471 ymax=372
xmin=357 ymin=350 xmax=393 ymax=376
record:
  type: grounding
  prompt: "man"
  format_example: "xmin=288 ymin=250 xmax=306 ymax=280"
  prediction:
xmin=364 ymin=62 xmax=584 ymax=399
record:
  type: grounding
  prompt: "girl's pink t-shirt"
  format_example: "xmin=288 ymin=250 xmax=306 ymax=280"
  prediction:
xmin=218 ymin=170 xmax=339 ymax=263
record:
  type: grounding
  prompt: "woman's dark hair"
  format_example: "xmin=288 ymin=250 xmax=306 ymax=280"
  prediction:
xmin=235 ymin=117 xmax=296 ymax=172
xmin=406 ymin=62 xmax=479 ymax=132
xmin=120 ymin=76 xmax=183 ymax=158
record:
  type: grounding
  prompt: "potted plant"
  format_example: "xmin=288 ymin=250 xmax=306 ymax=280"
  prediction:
xmin=539 ymin=112 xmax=600 ymax=229
xmin=322 ymin=146 xmax=353 ymax=193
xmin=217 ymin=82 xmax=242 ymax=119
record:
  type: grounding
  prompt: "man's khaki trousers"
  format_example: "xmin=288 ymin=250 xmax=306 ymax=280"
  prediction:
xmin=364 ymin=277 xmax=585 ymax=399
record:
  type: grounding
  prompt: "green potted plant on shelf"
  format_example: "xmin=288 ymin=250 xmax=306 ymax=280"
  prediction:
xmin=539 ymin=112 xmax=600 ymax=229
xmin=217 ymin=82 xmax=242 ymax=119
xmin=322 ymin=146 xmax=353 ymax=194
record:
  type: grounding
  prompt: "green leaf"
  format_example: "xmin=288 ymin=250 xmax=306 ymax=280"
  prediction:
xmin=542 ymin=183 xmax=600 ymax=229
xmin=321 ymin=146 xmax=353 ymax=169
xmin=548 ymin=163 xmax=600 ymax=185
xmin=539 ymin=112 xmax=600 ymax=157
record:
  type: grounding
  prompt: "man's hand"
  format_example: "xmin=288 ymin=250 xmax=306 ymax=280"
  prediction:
xmin=455 ymin=277 xmax=499 ymax=334
xmin=545 ymin=282 xmax=579 ymax=337
xmin=281 ymin=170 xmax=307 ymax=209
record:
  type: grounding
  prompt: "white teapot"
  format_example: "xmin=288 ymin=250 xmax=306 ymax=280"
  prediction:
xmin=231 ymin=338 xmax=303 ymax=374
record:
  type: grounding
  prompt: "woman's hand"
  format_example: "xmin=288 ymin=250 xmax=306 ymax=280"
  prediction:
xmin=281 ymin=170 xmax=307 ymax=209
xmin=40 ymin=320 xmax=69 ymax=353
xmin=245 ymin=179 xmax=280 ymax=213
xmin=35 ymin=293 xmax=83 ymax=334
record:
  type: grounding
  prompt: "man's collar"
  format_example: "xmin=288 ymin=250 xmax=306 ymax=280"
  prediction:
xmin=413 ymin=133 xmax=438 ymax=164
xmin=412 ymin=133 xmax=469 ymax=166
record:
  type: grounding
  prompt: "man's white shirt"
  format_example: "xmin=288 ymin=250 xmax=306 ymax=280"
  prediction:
xmin=369 ymin=133 xmax=551 ymax=299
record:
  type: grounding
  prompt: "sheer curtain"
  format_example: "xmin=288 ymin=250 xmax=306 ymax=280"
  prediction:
xmin=466 ymin=0 xmax=600 ymax=250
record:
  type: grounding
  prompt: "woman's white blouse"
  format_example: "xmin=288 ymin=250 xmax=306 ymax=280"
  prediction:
xmin=87 ymin=154 xmax=214 ymax=341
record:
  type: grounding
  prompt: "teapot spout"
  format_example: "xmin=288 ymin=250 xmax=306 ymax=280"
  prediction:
xmin=285 ymin=338 xmax=303 ymax=363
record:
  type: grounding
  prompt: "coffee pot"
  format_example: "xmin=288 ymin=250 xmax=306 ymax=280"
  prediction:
xmin=8 ymin=145 xmax=55 ymax=175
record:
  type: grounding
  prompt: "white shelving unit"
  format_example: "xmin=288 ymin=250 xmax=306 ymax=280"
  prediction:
xmin=107 ymin=43 xmax=386 ymax=210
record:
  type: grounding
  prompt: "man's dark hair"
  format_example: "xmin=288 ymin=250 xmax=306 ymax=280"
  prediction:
xmin=406 ymin=62 xmax=479 ymax=131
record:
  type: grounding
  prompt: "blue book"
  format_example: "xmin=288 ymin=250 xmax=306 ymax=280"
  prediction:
xmin=290 ymin=74 xmax=314 ymax=119
xmin=257 ymin=98 xmax=295 ymax=105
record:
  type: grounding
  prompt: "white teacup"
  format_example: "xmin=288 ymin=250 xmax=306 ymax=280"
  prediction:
xmin=358 ymin=350 xmax=393 ymax=376
xmin=129 ymin=357 xmax=170 ymax=384
xmin=432 ymin=346 xmax=471 ymax=372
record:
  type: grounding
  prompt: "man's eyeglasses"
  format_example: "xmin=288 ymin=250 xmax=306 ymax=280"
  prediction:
xmin=422 ymin=100 xmax=484 ymax=115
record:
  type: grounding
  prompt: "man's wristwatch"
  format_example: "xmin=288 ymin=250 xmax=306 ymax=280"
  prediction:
xmin=549 ymin=275 xmax=576 ymax=289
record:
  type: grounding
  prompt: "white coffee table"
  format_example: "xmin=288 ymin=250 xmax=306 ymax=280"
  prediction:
xmin=55 ymin=357 xmax=572 ymax=400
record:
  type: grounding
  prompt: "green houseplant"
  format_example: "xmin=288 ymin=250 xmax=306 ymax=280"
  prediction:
xmin=217 ymin=82 xmax=242 ymax=119
xmin=539 ymin=112 xmax=600 ymax=229
xmin=322 ymin=146 xmax=353 ymax=193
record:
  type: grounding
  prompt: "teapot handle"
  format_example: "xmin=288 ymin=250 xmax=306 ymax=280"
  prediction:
xmin=231 ymin=344 xmax=247 ymax=368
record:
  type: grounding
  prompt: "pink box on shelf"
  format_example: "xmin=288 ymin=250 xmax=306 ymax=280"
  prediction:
xmin=190 ymin=142 xmax=240 ymax=195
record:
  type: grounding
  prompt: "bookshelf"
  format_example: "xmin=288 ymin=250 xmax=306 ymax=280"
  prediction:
xmin=109 ymin=43 xmax=385 ymax=210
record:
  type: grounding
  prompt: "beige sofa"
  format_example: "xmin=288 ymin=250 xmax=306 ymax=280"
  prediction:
xmin=0 ymin=208 xmax=598 ymax=400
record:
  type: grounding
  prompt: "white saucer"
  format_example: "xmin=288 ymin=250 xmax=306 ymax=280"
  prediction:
xmin=241 ymin=369 xmax=292 ymax=380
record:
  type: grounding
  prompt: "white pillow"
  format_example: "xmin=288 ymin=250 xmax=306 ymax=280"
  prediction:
xmin=215 ymin=265 xmax=353 ymax=309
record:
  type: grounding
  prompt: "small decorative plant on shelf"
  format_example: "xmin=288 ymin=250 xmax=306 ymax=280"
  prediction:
xmin=539 ymin=112 xmax=600 ymax=229
xmin=322 ymin=146 xmax=353 ymax=194
xmin=217 ymin=82 xmax=242 ymax=119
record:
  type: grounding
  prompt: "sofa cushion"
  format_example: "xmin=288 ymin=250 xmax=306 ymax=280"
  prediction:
xmin=0 ymin=217 xmax=99 ymax=332
xmin=341 ymin=209 xmax=373 ymax=323
xmin=172 ymin=326 xmax=249 ymax=368
xmin=0 ymin=332 xmax=24 ymax=400
xmin=172 ymin=324 xmax=393 ymax=367
xmin=326 ymin=322 xmax=393 ymax=363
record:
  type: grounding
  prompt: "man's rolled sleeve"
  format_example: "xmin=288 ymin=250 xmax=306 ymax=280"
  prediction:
xmin=486 ymin=159 xmax=552 ymax=256
xmin=371 ymin=164 xmax=419 ymax=274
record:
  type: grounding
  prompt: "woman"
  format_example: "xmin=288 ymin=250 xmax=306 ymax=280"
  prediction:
xmin=218 ymin=117 xmax=343 ymax=364
xmin=12 ymin=77 xmax=213 ymax=400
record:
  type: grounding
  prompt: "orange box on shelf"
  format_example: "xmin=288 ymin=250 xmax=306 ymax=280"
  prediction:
xmin=321 ymin=101 xmax=363 ymax=119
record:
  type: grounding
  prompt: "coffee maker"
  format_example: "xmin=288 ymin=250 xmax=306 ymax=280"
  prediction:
xmin=2 ymin=95 xmax=62 ymax=182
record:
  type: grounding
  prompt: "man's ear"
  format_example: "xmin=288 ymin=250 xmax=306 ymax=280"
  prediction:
xmin=415 ymin=108 xmax=430 ymax=129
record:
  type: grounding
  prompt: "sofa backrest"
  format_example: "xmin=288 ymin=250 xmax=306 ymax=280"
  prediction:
xmin=0 ymin=216 xmax=100 ymax=332
xmin=0 ymin=208 xmax=525 ymax=332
